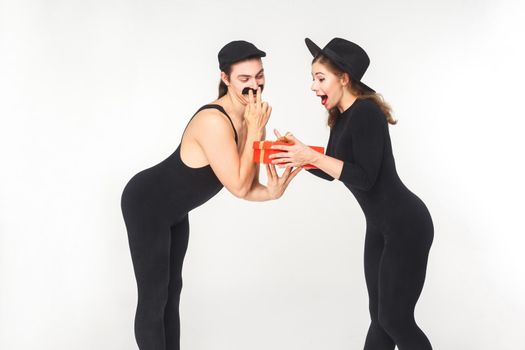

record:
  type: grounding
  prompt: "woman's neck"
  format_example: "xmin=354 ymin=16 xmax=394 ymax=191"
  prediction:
xmin=337 ymin=90 xmax=358 ymax=113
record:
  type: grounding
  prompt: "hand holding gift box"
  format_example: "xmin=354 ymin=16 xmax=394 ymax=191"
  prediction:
xmin=252 ymin=129 xmax=324 ymax=169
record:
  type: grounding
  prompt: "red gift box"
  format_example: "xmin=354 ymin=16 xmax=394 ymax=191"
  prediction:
xmin=252 ymin=140 xmax=324 ymax=169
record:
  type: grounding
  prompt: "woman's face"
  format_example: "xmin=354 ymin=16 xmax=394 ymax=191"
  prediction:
xmin=223 ymin=58 xmax=265 ymax=105
xmin=310 ymin=61 xmax=345 ymax=110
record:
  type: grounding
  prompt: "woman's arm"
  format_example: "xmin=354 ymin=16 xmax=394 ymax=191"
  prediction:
xmin=308 ymin=152 xmax=344 ymax=179
xmin=270 ymin=102 xmax=386 ymax=191
xmin=270 ymin=129 xmax=336 ymax=181
xmin=305 ymin=129 xmax=336 ymax=181
xmin=306 ymin=168 xmax=335 ymax=181
xmin=335 ymin=104 xmax=385 ymax=191
xmin=269 ymin=129 xmax=344 ymax=180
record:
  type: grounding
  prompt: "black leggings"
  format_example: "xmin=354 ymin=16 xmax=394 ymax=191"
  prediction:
xmin=363 ymin=223 xmax=433 ymax=350
xmin=126 ymin=214 xmax=189 ymax=350
xmin=121 ymin=104 xmax=238 ymax=349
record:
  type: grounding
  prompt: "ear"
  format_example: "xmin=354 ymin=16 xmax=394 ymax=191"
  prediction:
xmin=220 ymin=71 xmax=230 ymax=86
xmin=340 ymin=72 xmax=350 ymax=87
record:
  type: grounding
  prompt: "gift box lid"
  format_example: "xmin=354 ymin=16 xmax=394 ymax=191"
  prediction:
xmin=252 ymin=140 xmax=292 ymax=150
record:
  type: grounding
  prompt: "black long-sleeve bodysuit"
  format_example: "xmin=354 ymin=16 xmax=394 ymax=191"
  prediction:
xmin=121 ymin=105 xmax=238 ymax=350
xmin=309 ymin=98 xmax=434 ymax=350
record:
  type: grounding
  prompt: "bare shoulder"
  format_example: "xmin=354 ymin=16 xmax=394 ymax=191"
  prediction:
xmin=188 ymin=107 xmax=235 ymax=140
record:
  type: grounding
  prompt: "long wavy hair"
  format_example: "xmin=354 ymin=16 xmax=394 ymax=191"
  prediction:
xmin=313 ymin=54 xmax=397 ymax=128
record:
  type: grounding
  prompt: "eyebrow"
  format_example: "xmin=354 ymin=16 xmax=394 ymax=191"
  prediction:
xmin=237 ymin=69 xmax=265 ymax=78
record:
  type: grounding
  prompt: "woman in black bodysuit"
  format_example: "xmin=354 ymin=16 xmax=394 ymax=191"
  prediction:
xmin=270 ymin=38 xmax=434 ymax=350
xmin=120 ymin=41 xmax=301 ymax=350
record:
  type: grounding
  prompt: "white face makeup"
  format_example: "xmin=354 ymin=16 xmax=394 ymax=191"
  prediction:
xmin=226 ymin=58 xmax=265 ymax=105
xmin=310 ymin=61 xmax=345 ymax=110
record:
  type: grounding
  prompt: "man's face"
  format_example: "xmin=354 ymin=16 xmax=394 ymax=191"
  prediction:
xmin=224 ymin=58 xmax=265 ymax=105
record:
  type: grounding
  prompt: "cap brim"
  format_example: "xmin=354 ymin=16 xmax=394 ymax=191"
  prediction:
xmin=305 ymin=38 xmax=322 ymax=57
xmin=255 ymin=49 xmax=266 ymax=58
xmin=239 ymin=50 xmax=266 ymax=61
xmin=223 ymin=50 xmax=266 ymax=70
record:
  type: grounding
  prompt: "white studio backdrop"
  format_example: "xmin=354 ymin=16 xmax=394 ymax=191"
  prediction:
xmin=1 ymin=0 xmax=524 ymax=349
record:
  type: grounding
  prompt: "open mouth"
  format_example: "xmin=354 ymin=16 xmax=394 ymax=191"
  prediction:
xmin=320 ymin=95 xmax=328 ymax=106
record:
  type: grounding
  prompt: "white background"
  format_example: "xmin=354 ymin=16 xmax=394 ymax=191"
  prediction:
xmin=1 ymin=0 xmax=524 ymax=349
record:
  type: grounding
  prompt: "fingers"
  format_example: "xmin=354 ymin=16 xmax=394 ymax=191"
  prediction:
xmin=284 ymin=132 xmax=298 ymax=143
xmin=269 ymin=163 xmax=278 ymax=179
xmin=256 ymin=86 xmax=262 ymax=105
xmin=248 ymin=88 xmax=254 ymax=105
xmin=261 ymin=105 xmax=271 ymax=127
xmin=283 ymin=166 xmax=292 ymax=178
xmin=261 ymin=101 xmax=268 ymax=115
xmin=269 ymin=152 xmax=289 ymax=159
xmin=260 ymin=102 xmax=268 ymax=124
xmin=274 ymin=129 xmax=282 ymax=138
xmin=243 ymin=99 xmax=252 ymax=117
xmin=270 ymin=144 xmax=292 ymax=151
xmin=265 ymin=164 xmax=273 ymax=181
xmin=272 ymin=166 xmax=292 ymax=183
xmin=291 ymin=166 xmax=303 ymax=176
xmin=271 ymin=164 xmax=292 ymax=178
xmin=277 ymin=162 xmax=299 ymax=168
xmin=254 ymin=88 xmax=262 ymax=115
xmin=244 ymin=90 xmax=253 ymax=121
xmin=271 ymin=157 xmax=291 ymax=164
xmin=285 ymin=167 xmax=303 ymax=186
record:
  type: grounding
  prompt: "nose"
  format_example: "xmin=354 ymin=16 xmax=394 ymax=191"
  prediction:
xmin=248 ymin=78 xmax=259 ymax=89
xmin=310 ymin=81 xmax=317 ymax=92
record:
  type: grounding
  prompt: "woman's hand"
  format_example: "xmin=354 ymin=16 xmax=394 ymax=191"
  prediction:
xmin=243 ymin=87 xmax=272 ymax=133
xmin=269 ymin=129 xmax=319 ymax=168
xmin=265 ymin=163 xmax=302 ymax=199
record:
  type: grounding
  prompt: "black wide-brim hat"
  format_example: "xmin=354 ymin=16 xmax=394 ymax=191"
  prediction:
xmin=305 ymin=37 xmax=375 ymax=93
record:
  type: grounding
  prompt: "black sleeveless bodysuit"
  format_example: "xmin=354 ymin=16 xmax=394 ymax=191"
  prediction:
xmin=121 ymin=104 xmax=238 ymax=350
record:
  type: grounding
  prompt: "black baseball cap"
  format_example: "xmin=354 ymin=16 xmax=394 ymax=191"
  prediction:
xmin=218 ymin=40 xmax=266 ymax=71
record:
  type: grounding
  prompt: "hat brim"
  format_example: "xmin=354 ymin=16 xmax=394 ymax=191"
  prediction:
xmin=304 ymin=37 xmax=375 ymax=93
xmin=305 ymin=38 xmax=322 ymax=57
xmin=356 ymin=81 xmax=375 ymax=93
